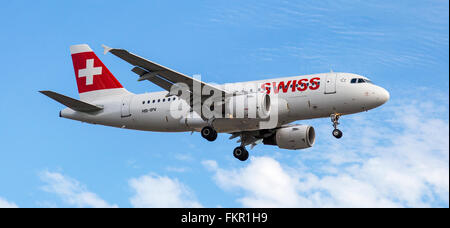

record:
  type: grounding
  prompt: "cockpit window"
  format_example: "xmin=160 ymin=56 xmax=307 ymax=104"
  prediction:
xmin=351 ymin=78 xmax=373 ymax=84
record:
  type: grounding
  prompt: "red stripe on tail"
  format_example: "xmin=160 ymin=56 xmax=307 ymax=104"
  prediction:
xmin=71 ymin=45 xmax=123 ymax=94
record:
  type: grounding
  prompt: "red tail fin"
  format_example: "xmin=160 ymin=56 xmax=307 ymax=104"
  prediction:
xmin=70 ymin=44 xmax=123 ymax=94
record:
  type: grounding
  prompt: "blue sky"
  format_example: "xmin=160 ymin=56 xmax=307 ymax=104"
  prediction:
xmin=0 ymin=0 xmax=448 ymax=208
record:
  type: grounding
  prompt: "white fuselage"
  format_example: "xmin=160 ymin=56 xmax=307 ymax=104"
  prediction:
xmin=60 ymin=72 xmax=389 ymax=133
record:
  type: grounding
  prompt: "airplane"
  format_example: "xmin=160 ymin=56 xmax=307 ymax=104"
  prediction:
xmin=40 ymin=44 xmax=390 ymax=161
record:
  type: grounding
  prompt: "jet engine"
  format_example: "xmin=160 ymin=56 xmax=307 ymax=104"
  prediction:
xmin=263 ymin=125 xmax=315 ymax=149
xmin=224 ymin=93 xmax=271 ymax=119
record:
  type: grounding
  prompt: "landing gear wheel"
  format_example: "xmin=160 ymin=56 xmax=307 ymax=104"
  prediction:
xmin=201 ymin=126 xmax=217 ymax=142
xmin=233 ymin=146 xmax=249 ymax=161
xmin=330 ymin=113 xmax=343 ymax=139
xmin=332 ymin=129 xmax=343 ymax=139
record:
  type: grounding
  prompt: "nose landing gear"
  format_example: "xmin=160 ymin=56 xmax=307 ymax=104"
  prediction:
xmin=332 ymin=128 xmax=343 ymax=138
xmin=331 ymin=113 xmax=343 ymax=139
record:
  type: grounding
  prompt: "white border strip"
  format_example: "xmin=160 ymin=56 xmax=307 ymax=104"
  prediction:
xmin=70 ymin=44 xmax=93 ymax=54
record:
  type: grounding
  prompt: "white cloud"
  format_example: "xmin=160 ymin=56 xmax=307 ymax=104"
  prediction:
xmin=129 ymin=174 xmax=202 ymax=208
xmin=204 ymin=99 xmax=449 ymax=208
xmin=205 ymin=1 xmax=447 ymax=68
xmin=166 ymin=166 xmax=190 ymax=173
xmin=203 ymin=158 xmax=306 ymax=207
xmin=174 ymin=153 xmax=194 ymax=161
xmin=39 ymin=171 xmax=118 ymax=208
xmin=0 ymin=197 xmax=18 ymax=208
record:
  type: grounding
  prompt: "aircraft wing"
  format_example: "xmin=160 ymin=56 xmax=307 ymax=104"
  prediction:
xmin=102 ymin=45 xmax=230 ymax=106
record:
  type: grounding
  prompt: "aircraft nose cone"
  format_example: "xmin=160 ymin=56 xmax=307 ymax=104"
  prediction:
xmin=374 ymin=87 xmax=390 ymax=106
xmin=380 ymin=88 xmax=390 ymax=104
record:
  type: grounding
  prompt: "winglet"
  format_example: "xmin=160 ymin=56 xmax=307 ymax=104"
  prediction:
xmin=102 ymin=44 xmax=113 ymax=55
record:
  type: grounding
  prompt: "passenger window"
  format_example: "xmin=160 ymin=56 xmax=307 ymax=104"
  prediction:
xmin=158 ymin=99 xmax=160 ymax=102
xmin=142 ymin=101 xmax=145 ymax=104
xmin=163 ymin=99 xmax=165 ymax=102
xmin=358 ymin=78 xmax=365 ymax=83
xmin=147 ymin=100 xmax=150 ymax=104
xmin=168 ymin=98 xmax=171 ymax=101
xmin=351 ymin=78 xmax=357 ymax=83
xmin=153 ymin=100 xmax=155 ymax=103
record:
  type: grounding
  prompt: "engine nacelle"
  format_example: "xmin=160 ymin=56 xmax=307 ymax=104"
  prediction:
xmin=225 ymin=93 xmax=270 ymax=119
xmin=263 ymin=125 xmax=315 ymax=150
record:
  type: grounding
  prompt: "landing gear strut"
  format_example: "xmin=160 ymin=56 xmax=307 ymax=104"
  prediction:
xmin=201 ymin=126 xmax=217 ymax=142
xmin=233 ymin=146 xmax=249 ymax=161
xmin=331 ymin=113 xmax=343 ymax=139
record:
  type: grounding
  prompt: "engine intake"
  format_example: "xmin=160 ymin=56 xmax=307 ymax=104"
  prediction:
xmin=263 ymin=125 xmax=315 ymax=150
xmin=225 ymin=93 xmax=270 ymax=119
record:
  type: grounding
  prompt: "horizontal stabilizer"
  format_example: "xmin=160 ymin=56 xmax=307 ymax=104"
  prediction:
xmin=39 ymin=90 xmax=103 ymax=113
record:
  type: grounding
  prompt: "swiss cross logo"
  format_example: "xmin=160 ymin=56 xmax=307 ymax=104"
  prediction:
xmin=71 ymin=51 xmax=123 ymax=93
xmin=78 ymin=59 xmax=102 ymax=85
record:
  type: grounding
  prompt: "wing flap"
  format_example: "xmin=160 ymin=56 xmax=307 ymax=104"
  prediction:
xmin=131 ymin=67 xmax=174 ymax=91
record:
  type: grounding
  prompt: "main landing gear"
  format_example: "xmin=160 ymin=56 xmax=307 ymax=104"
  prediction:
xmin=233 ymin=146 xmax=249 ymax=161
xmin=201 ymin=127 xmax=250 ymax=162
xmin=331 ymin=113 xmax=343 ymax=139
xmin=201 ymin=126 xmax=217 ymax=142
